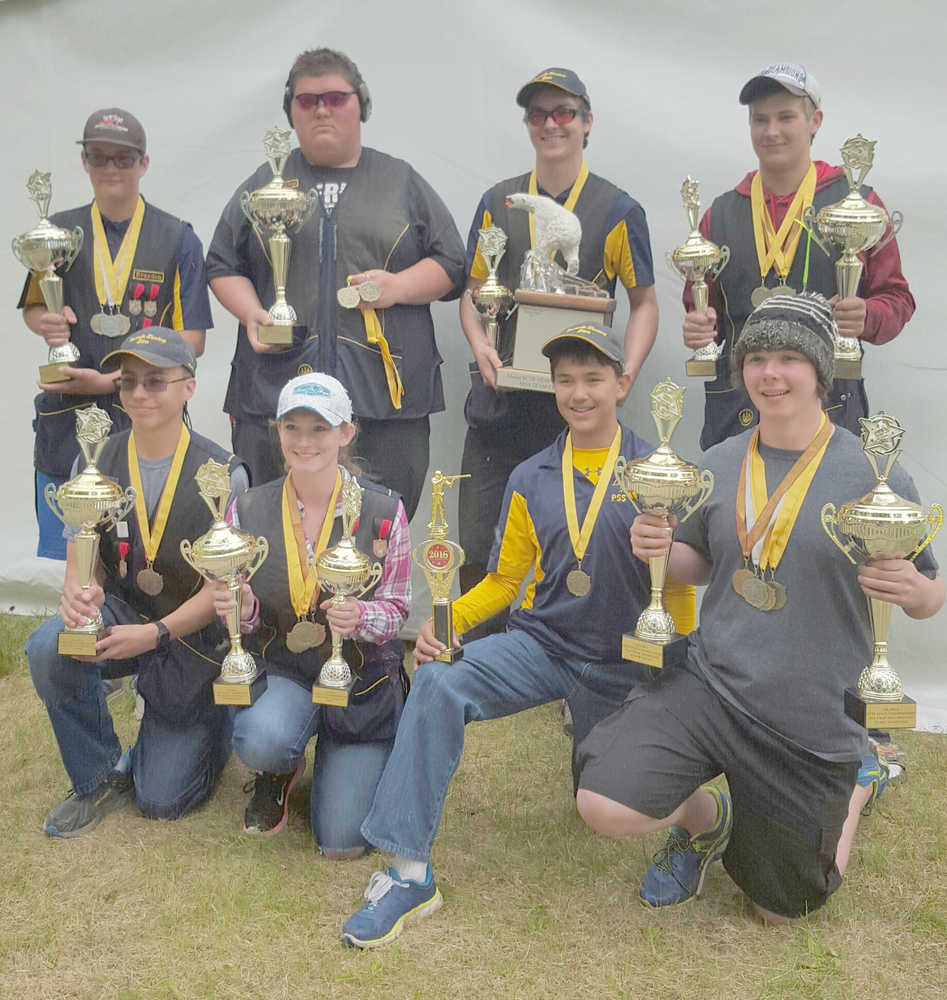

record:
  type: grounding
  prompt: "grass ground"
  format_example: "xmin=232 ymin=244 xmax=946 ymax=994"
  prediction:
xmin=1 ymin=612 xmax=945 ymax=1000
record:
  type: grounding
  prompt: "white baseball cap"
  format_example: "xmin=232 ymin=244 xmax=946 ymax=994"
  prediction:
xmin=276 ymin=372 xmax=353 ymax=426
xmin=739 ymin=64 xmax=822 ymax=108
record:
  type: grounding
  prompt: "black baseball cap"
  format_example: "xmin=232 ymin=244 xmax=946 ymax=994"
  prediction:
xmin=102 ymin=328 xmax=197 ymax=373
xmin=516 ymin=68 xmax=590 ymax=108
xmin=542 ymin=322 xmax=623 ymax=365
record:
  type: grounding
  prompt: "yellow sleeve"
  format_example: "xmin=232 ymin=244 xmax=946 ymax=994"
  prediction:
xmin=469 ymin=208 xmax=493 ymax=281
xmin=171 ymin=267 xmax=184 ymax=330
xmin=664 ymin=580 xmax=696 ymax=635
xmin=602 ymin=220 xmax=638 ymax=289
xmin=453 ymin=489 xmax=539 ymax=633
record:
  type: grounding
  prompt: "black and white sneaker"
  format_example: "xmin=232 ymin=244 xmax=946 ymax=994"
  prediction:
xmin=242 ymin=758 xmax=305 ymax=835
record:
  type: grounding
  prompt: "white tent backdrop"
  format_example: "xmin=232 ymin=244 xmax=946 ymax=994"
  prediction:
xmin=2 ymin=0 xmax=944 ymax=726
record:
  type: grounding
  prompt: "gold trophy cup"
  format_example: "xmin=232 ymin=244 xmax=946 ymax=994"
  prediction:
xmin=803 ymin=136 xmax=903 ymax=379
xmin=413 ymin=471 xmax=469 ymax=663
xmin=614 ymin=380 xmax=713 ymax=668
xmin=471 ymin=226 xmax=515 ymax=352
xmin=179 ymin=460 xmax=269 ymax=706
xmin=822 ymin=413 xmax=941 ymax=729
xmin=240 ymin=127 xmax=318 ymax=345
xmin=667 ymin=177 xmax=730 ymax=378
xmin=45 ymin=406 xmax=136 ymax=655
xmin=12 ymin=171 xmax=84 ymax=383
xmin=312 ymin=478 xmax=383 ymax=706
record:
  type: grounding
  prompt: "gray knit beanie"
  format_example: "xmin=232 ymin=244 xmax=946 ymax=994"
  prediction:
xmin=732 ymin=291 xmax=837 ymax=396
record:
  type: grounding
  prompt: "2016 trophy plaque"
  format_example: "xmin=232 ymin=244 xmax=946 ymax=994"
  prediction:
xmin=12 ymin=171 xmax=84 ymax=383
xmin=179 ymin=460 xmax=269 ymax=706
xmin=240 ymin=127 xmax=318 ymax=345
xmin=312 ymin=478 xmax=383 ymax=707
xmin=803 ymin=136 xmax=903 ymax=380
xmin=475 ymin=194 xmax=615 ymax=392
xmin=822 ymin=413 xmax=941 ymax=729
xmin=614 ymin=380 xmax=713 ymax=668
xmin=413 ymin=471 xmax=469 ymax=663
xmin=45 ymin=407 xmax=135 ymax=655
xmin=667 ymin=177 xmax=730 ymax=378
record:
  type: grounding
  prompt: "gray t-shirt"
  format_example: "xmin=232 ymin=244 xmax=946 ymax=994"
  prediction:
xmin=64 ymin=454 xmax=249 ymax=541
xmin=676 ymin=426 xmax=939 ymax=762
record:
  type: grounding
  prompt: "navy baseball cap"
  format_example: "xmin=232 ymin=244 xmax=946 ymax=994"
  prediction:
xmin=517 ymin=68 xmax=590 ymax=108
xmin=102 ymin=328 xmax=196 ymax=373
xmin=542 ymin=322 xmax=623 ymax=365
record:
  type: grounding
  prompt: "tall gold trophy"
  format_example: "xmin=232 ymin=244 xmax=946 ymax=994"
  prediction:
xmin=179 ymin=460 xmax=269 ymax=706
xmin=312 ymin=478 xmax=383 ymax=706
xmin=614 ymin=380 xmax=713 ymax=668
xmin=471 ymin=226 xmax=515 ymax=351
xmin=413 ymin=471 xmax=469 ymax=663
xmin=803 ymin=135 xmax=903 ymax=379
xmin=822 ymin=414 xmax=941 ymax=729
xmin=240 ymin=127 xmax=318 ymax=345
xmin=45 ymin=407 xmax=136 ymax=655
xmin=667 ymin=177 xmax=730 ymax=378
xmin=12 ymin=171 xmax=84 ymax=383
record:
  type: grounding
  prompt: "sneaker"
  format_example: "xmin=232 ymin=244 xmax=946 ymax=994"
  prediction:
xmin=242 ymin=758 xmax=305 ymax=834
xmin=869 ymin=734 xmax=906 ymax=783
xmin=43 ymin=770 xmax=134 ymax=838
xmin=342 ymin=865 xmax=443 ymax=948
xmin=857 ymin=751 xmax=889 ymax=816
xmin=639 ymin=786 xmax=732 ymax=908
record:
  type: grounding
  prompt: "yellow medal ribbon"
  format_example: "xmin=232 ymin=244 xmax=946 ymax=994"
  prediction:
xmin=127 ymin=424 xmax=190 ymax=566
xmin=561 ymin=427 xmax=622 ymax=567
xmin=528 ymin=160 xmax=589 ymax=251
xmin=281 ymin=469 xmax=341 ymax=617
xmin=736 ymin=413 xmax=833 ymax=571
xmin=343 ymin=274 xmax=404 ymax=410
xmin=90 ymin=196 xmax=146 ymax=308
xmin=749 ymin=163 xmax=816 ymax=284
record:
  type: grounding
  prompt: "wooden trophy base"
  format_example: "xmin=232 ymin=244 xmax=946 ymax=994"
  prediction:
xmin=39 ymin=361 xmax=71 ymax=383
xmin=834 ymin=358 xmax=862 ymax=380
xmin=495 ymin=290 xmax=617 ymax=394
xmin=621 ymin=632 xmax=688 ymax=670
xmin=313 ymin=677 xmax=354 ymax=707
xmin=685 ymin=358 xmax=717 ymax=378
xmin=435 ymin=646 xmax=464 ymax=663
xmin=258 ymin=323 xmax=294 ymax=345
xmin=213 ymin=671 xmax=268 ymax=707
xmin=844 ymin=687 xmax=916 ymax=730
xmin=58 ymin=629 xmax=101 ymax=657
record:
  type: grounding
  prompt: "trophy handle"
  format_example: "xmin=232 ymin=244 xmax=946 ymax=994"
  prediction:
xmin=64 ymin=227 xmax=84 ymax=270
xmin=244 ymin=537 xmax=270 ymax=582
xmin=179 ymin=538 xmax=202 ymax=577
xmin=102 ymin=488 xmax=136 ymax=531
xmin=665 ymin=251 xmax=684 ymax=284
xmin=44 ymin=482 xmax=66 ymax=525
xmin=821 ymin=503 xmax=859 ymax=564
xmin=354 ymin=562 xmax=384 ymax=599
xmin=299 ymin=188 xmax=320 ymax=229
xmin=612 ymin=457 xmax=642 ymax=514
xmin=801 ymin=205 xmax=830 ymax=257
xmin=907 ymin=504 xmax=943 ymax=562
xmin=677 ymin=470 xmax=714 ymax=525
xmin=871 ymin=210 xmax=904 ymax=256
xmin=708 ymin=244 xmax=730 ymax=281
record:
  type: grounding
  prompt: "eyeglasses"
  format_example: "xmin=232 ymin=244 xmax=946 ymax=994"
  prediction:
xmin=117 ymin=374 xmax=191 ymax=393
xmin=525 ymin=107 xmax=580 ymax=126
xmin=83 ymin=149 xmax=142 ymax=169
xmin=293 ymin=91 xmax=357 ymax=111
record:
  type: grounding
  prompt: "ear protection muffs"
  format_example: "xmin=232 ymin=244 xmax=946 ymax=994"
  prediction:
xmin=282 ymin=59 xmax=372 ymax=125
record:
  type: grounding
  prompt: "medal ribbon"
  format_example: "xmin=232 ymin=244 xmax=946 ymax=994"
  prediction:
xmin=90 ymin=196 xmax=146 ymax=308
xmin=344 ymin=275 xmax=404 ymax=410
xmin=749 ymin=164 xmax=816 ymax=283
xmin=735 ymin=413 xmax=832 ymax=570
xmin=127 ymin=424 xmax=190 ymax=565
xmin=562 ymin=427 xmax=622 ymax=566
xmin=281 ymin=469 xmax=341 ymax=617
xmin=527 ymin=160 xmax=588 ymax=250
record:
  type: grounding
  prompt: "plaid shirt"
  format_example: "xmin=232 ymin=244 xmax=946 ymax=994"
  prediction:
xmin=229 ymin=468 xmax=411 ymax=643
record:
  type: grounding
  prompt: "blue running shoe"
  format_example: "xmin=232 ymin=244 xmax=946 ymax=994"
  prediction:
xmin=857 ymin=751 xmax=889 ymax=816
xmin=342 ymin=865 xmax=443 ymax=948
xmin=640 ymin=786 xmax=732 ymax=908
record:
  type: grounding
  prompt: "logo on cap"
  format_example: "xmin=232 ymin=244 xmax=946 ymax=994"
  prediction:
xmin=96 ymin=114 xmax=128 ymax=132
xmin=534 ymin=71 xmax=567 ymax=84
xmin=295 ymin=382 xmax=331 ymax=398
xmin=129 ymin=332 xmax=167 ymax=345
xmin=567 ymin=324 xmax=606 ymax=338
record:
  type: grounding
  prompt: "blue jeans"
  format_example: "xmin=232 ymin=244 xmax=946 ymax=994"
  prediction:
xmin=35 ymin=470 xmax=67 ymax=560
xmin=26 ymin=608 xmax=232 ymax=819
xmin=361 ymin=629 xmax=651 ymax=861
xmin=232 ymin=674 xmax=391 ymax=852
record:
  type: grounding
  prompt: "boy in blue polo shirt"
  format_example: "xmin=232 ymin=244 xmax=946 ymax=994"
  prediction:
xmin=341 ymin=322 xmax=694 ymax=948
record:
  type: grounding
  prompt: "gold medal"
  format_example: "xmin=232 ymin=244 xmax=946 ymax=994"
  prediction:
xmin=566 ymin=568 xmax=591 ymax=597
xmin=358 ymin=280 xmax=381 ymax=303
xmin=731 ymin=567 xmax=756 ymax=598
xmin=770 ymin=580 xmax=787 ymax=610
xmin=137 ymin=565 xmax=164 ymax=596
xmin=750 ymin=284 xmax=776 ymax=308
xmin=337 ymin=285 xmax=361 ymax=309
xmin=286 ymin=619 xmax=326 ymax=653
xmin=740 ymin=574 xmax=774 ymax=611
xmin=373 ymin=538 xmax=388 ymax=558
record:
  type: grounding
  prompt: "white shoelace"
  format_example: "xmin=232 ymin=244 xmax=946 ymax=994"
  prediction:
xmin=363 ymin=870 xmax=400 ymax=905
